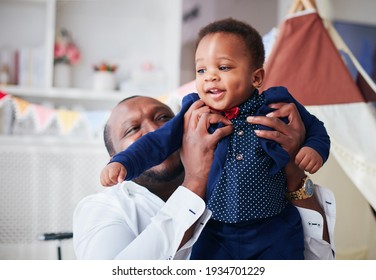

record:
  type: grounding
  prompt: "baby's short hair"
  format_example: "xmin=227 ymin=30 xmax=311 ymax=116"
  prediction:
xmin=196 ymin=18 xmax=265 ymax=69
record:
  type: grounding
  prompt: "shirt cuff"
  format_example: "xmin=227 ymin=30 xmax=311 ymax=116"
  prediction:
xmin=160 ymin=186 xmax=207 ymax=230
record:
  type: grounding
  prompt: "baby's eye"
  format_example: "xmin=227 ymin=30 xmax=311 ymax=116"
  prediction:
xmin=197 ymin=69 xmax=206 ymax=74
xmin=219 ymin=66 xmax=230 ymax=71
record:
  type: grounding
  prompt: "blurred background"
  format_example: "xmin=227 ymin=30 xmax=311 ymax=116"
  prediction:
xmin=0 ymin=0 xmax=375 ymax=260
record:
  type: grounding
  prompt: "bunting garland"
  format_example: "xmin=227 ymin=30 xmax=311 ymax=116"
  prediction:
xmin=12 ymin=97 xmax=32 ymax=119
xmin=83 ymin=110 xmax=110 ymax=138
xmin=0 ymin=79 xmax=198 ymax=137
xmin=0 ymin=92 xmax=110 ymax=138
xmin=56 ymin=109 xmax=81 ymax=135
xmin=32 ymin=104 xmax=55 ymax=132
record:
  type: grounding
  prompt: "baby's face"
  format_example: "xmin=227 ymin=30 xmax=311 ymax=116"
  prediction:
xmin=195 ymin=32 xmax=255 ymax=111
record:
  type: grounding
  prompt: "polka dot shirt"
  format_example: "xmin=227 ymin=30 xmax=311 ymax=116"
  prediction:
xmin=207 ymin=92 xmax=288 ymax=223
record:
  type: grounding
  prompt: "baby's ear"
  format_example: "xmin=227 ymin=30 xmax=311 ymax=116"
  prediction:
xmin=252 ymin=68 xmax=265 ymax=89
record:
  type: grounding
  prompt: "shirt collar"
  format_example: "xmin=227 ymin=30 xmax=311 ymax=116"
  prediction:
xmin=236 ymin=89 xmax=264 ymax=119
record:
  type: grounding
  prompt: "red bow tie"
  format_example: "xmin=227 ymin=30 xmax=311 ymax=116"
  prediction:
xmin=224 ymin=107 xmax=240 ymax=120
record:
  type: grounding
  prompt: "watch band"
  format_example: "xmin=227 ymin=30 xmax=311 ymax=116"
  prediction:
xmin=285 ymin=175 xmax=313 ymax=200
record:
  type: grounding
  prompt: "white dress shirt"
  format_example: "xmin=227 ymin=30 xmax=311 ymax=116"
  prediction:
xmin=73 ymin=182 xmax=335 ymax=260
xmin=73 ymin=182 xmax=211 ymax=260
xmin=297 ymin=184 xmax=336 ymax=260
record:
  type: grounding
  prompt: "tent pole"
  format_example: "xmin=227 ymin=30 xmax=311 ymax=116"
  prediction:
xmin=289 ymin=0 xmax=317 ymax=14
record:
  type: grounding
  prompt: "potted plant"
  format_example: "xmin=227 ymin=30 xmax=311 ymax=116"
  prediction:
xmin=53 ymin=29 xmax=80 ymax=88
xmin=93 ymin=62 xmax=118 ymax=91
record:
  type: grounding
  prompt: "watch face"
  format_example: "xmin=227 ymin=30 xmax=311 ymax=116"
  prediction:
xmin=305 ymin=178 xmax=314 ymax=196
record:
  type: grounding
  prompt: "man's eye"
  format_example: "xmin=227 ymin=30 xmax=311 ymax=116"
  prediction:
xmin=124 ymin=126 xmax=139 ymax=137
xmin=157 ymin=114 xmax=173 ymax=122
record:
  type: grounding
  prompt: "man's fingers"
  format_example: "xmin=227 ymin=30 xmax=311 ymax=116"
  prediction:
xmin=266 ymin=103 xmax=304 ymax=135
xmin=249 ymin=116 xmax=290 ymax=139
xmin=247 ymin=115 xmax=284 ymax=130
xmin=184 ymin=100 xmax=205 ymax=130
xmin=212 ymin=125 xmax=234 ymax=141
xmin=254 ymin=129 xmax=284 ymax=141
xmin=266 ymin=102 xmax=289 ymax=110
xmin=186 ymin=100 xmax=206 ymax=120
xmin=205 ymin=112 xmax=232 ymax=126
xmin=197 ymin=112 xmax=234 ymax=143
xmin=188 ymin=107 xmax=229 ymax=134
xmin=185 ymin=101 xmax=212 ymax=131
xmin=265 ymin=102 xmax=294 ymax=118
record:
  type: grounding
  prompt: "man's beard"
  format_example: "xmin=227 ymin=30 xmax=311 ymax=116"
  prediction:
xmin=132 ymin=160 xmax=184 ymax=187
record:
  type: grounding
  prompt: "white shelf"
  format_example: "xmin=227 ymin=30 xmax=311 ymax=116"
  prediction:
xmin=0 ymin=84 xmax=128 ymax=110
xmin=0 ymin=84 xmax=126 ymax=102
xmin=0 ymin=134 xmax=104 ymax=147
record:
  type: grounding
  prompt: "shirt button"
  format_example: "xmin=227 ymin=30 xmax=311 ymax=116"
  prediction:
xmin=236 ymin=153 xmax=244 ymax=161
xmin=237 ymin=130 xmax=244 ymax=136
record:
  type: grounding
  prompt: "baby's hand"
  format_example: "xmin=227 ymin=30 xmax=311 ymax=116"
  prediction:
xmin=295 ymin=146 xmax=323 ymax=174
xmin=100 ymin=162 xmax=127 ymax=186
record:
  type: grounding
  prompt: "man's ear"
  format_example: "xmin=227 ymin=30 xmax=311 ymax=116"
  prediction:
xmin=252 ymin=68 xmax=265 ymax=89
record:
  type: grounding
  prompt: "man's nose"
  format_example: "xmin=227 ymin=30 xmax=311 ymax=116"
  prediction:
xmin=143 ymin=120 xmax=160 ymax=134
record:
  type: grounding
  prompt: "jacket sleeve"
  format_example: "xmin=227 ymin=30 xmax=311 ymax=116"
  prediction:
xmin=287 ymin=93 xmax=331 ymax=164
xmin=111 ymin=93 xmax=200 ymax=180
xmin=257 ymin=87 xmax=331 ymax=174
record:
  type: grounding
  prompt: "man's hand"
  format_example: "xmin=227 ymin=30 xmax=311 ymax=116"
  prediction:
xmin=247 ymin=102 xmax=305 ymax=159
xmin=100 ymin=162 xmax=127 ymax=186
xmin=180 ymin=100 xmax=233 ymax=198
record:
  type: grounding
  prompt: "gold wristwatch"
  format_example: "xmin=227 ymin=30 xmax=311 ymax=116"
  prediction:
xmin=285 ymin=175 xmax=314 ymax=200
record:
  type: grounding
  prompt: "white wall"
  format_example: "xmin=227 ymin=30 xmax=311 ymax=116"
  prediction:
xmin=278 ymin=0 xmax=376 ymax=25
xmin=329 ymin=0 xmax=376 ymax=25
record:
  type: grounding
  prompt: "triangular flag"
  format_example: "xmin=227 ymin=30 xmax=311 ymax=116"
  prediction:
xmin=32 ymin=104 xmax=56 ymax=132
xmin=56 ymin=109 xmax=81 ymax=135
xmin=0 ymin=91 xmax=10 ymax=107
xmin=0 ymin=91 xmax=8 ymax=100
xmin=83 ymin=110 xmax=110 ymax=137
xmin=12 ymin=96 xmax=32 ymax=119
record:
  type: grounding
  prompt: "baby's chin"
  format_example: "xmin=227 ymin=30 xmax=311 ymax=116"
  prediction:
xmin=197 ymin=98 xmax=226 ymax=111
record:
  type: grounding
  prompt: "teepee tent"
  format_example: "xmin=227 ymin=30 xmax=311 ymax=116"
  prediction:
xmin=261 ymin=0 xmax=376 ymax=259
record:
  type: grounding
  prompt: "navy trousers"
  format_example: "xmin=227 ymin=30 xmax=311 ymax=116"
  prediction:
xmin=190 ymin=204 xmax=304 ymax=260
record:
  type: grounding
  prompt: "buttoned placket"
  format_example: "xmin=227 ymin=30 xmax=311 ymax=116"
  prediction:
xmin=232 ymin=123 xmax=243 ymax=162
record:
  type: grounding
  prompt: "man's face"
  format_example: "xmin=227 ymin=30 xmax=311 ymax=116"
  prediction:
xmin=107 ymin=96 xmax=183 ymax=187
